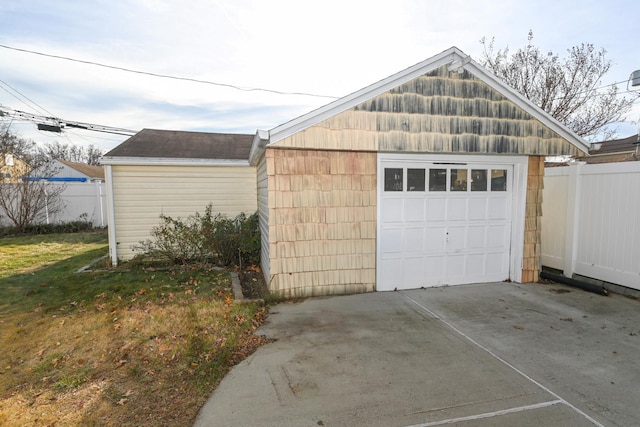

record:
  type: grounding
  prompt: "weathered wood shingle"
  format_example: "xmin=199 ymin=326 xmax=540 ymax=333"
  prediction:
xmin=276 ymin=66 xmax=578 ymax=156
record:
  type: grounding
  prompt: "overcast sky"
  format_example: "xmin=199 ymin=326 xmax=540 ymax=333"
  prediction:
xmin=1 ymin=0 xmax=639 ymax=152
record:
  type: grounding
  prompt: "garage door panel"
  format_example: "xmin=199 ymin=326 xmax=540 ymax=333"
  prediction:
xmin=381 ymin=228 xmax=403 ymax=253
xmin=380 ymin=258 xmax=402 ymax=284
xmin=447 ymin=198 xmax=467 ymax=221
xmin=467 ymin=226 xmax=487 ymax=248
xmin=445 ymin=254 xmax=466 ymax=278
xmin=488 ymin=197 xmax=509 ymax=219
xmin=404 ymin=199 xmax=426 ymax=222
xmin=486 ymin=252 xmax=508 ymax=275
xmin=426 ymin=198 xmax=447 ymax=221
xmin=425 ymin=256 xmax=446 ymax=283
xmin=467 ymin=253 xmax=486 ymax=276
xmin=468 ymin=198 xmax=488 ymax=220
xmin=382 ymin=199 xmax=404 ymax=222
xmin=425 ymin=227 xmax=446 ymax=252
xmin=486 ymin=225 xmax=508 ymax=248
xmin=404 ymin=257 xmax=425 ymax=281
xmin=405 ymin=228 xmax=425 ymax=252
xmin=447 ymin=226 xmax=466 ymax=250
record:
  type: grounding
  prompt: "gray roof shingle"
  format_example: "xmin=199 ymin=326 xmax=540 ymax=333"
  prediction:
xmin=590 ymin=134 xmax=639 ymax=155
xmin=104 ymin=129 xmax=254 ymax=160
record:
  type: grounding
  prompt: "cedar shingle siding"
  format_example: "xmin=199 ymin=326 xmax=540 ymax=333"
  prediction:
xmin=266 ymin=149 xmax=377 ymax=297
xmin=275 ymin=66 xmax=579 ymax=157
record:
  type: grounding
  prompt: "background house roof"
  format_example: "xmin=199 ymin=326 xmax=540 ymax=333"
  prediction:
xmin=103 ymin=129 xmax=254 ymax=161
xmin=590 ymin=134 xmax=639 ymax=155
xmin=587 ymin=134 xmax=639 ymax=163
xmin=58 ymin=159 xmax=105 ymax=180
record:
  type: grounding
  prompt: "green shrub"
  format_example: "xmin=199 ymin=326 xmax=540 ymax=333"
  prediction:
xmin=136 ymin=205 xmax=260 ymax=267
xmin=0 ymin=218 xmax=95 ymax=237
xmin=203 ymin=210 xmax=261 ymax=268
xmin=135 ymin=212 xmax=209 ymax=264
xmin=238 ymin=212 xmax=261 ymax=266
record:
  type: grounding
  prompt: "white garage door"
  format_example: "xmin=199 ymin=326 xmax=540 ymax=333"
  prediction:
xmin=378 ymin=156 xmax=518 ymax=291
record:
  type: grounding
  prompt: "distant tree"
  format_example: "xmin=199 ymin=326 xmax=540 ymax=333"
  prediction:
xmin=37 ymin=141 xmax=105 ymax=165
xmin=0 ymin=124 xmax=36 ymax=163
xmin=84 ymin=145 xmax=104 ymax=165
xmin=0 ymin=127 xmax=65 ymax=230
xmin=479 ymin=31 xmax=634 ymax=140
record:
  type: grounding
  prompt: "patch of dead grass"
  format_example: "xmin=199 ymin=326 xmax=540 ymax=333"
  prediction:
xmin=0 ymin=233 xmax=270 ymax=426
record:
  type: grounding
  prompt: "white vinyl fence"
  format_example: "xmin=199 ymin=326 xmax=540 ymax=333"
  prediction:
xmin=542 ymin=162 xmax=640 ymax=290
xmin=0 ymin=181 xmax=107 ymax=228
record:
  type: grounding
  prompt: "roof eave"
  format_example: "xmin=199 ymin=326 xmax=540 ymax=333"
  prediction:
xmin=100 ymin=156 xmax=250 ymax=167
xmin=249 ymin=130 xmax=269 ymax=166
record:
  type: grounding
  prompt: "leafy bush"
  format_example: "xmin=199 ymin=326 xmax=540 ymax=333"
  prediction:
xmin=135 ymin=212 xmax=209 ymax=264
xmin=136 ymin=205 xmax=260 ymax=267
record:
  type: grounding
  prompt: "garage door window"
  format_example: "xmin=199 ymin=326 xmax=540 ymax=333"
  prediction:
xmin=429 ymin=169 xmax=447 ymax=191
xmin=451 ymin=169 xmax=468 ymax=191
xmin=386 ymin=167 xmax=509 ymax=193
xmin=407 ymin=168 xmax=425 ymax=191
xmin=384 ymin=168 xmax=403 ymax=191
xmin=471 ymin=169 xmax=487 ymax=191
xmin=491 ymin=169 xmax=508 ymax=191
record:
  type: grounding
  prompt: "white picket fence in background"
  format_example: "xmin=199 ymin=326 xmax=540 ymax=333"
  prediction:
xmin=0 ymin=181 xmax=107 ymax=228
xmin=542 ymin=161 xmax=640 ymax=291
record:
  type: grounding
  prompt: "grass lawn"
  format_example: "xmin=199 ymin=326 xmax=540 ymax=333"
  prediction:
xmin=0 ymin=231 xmax=269 ymax=426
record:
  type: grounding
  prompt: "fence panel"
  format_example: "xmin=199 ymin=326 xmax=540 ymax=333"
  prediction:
xmin=542 ymin=162 xmax=640 ymax=290
xmin=52 ymin=182 xmax=107 ymax=227
xmin=0 ymin=181 xmax=106 ymax=228
xmin=540 ymin=168 xmax=569 ymax=270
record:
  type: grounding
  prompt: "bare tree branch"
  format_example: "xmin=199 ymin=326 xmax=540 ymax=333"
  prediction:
xmin=479 ymin=32 xmax=634 ymax=140
xmin=0 ymin=127 xmax=67 ymax=230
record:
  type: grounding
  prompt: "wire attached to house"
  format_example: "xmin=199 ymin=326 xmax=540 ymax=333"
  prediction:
xmin=0 ymin=44 xmax=340 ymax=100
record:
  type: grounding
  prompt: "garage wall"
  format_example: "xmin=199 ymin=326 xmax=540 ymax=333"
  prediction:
xmin=111 ymin=164 xmax=257 ymax=261
xmin=522 ymin=156 xmax=544 ymax=283
xmin=256 ymin=154 xmax=270 ymax=281
xmin=266 ymin=148 xmax=377 ymax=297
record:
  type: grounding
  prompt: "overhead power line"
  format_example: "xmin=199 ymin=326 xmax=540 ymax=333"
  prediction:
xmin=0 ymin=44 xmax=340 ymax=100
xmin=0 ymin=105 xmax=137 ymax=136
xmin=0 ymin=78 xmax=54 ymax=116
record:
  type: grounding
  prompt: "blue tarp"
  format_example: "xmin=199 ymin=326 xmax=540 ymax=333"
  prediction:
xmin=25 ymin=177 xmax=88 ymax=182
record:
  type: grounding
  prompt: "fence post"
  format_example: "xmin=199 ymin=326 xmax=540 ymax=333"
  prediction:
xmin=45 ymin=188 xmax=50 ymax=224
xmin=563 ymin=162 xmax=584 ymax=277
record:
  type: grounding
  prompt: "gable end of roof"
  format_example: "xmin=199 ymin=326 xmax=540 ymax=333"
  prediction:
xmin=268 ymin=47 xmax=589 ymax=154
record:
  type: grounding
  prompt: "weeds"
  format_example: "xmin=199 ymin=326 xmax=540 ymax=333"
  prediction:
xmin=54 ymin=374 xmax=88 ymax=391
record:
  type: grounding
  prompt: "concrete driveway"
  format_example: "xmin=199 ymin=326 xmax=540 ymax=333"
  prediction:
xmin=195 ymin=282 xmax=640 ymax=427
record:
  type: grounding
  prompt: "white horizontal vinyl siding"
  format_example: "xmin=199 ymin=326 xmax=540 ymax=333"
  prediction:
xmin=256 ymin=155 xmax=270 ymax=280
xmin=112 ymin=165 xmax=257 ymax=261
